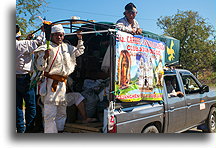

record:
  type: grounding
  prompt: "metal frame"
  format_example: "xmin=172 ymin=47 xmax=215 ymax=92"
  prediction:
xmin=109 ymin=31 xmax=116 ymax=102
xmin=52 ymin=19 xmax=116 ymax=33
xmin=51 ymin=19 xmax=117 ymax=101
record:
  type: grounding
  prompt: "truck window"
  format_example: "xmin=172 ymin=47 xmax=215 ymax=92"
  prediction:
xmin=181 ymin=75 xmax=200 ymax=94
xmin=164 ymin=75 xmax=182 ymax=98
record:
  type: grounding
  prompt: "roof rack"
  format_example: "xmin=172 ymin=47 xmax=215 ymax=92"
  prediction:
xmin=52 ymin=19 xmax=116 ymax=33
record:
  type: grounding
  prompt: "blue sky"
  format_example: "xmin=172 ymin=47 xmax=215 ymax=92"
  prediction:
xmin=41 ymin=0 xmax=216 ymax=35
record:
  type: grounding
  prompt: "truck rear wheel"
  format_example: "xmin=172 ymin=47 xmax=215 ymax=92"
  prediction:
xmin=142 ymin=125 xmax=159 ymax=133
xmin=207 ymin=107 xmax=216 ymax=133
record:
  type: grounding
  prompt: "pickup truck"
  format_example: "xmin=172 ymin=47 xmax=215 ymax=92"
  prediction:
xmin=105 ymin=68 xmax=216 ymax=133
xmin=50 ymin=19 xmax=215 ymax=133
xmin=64 ymin=67 xmax=215 ymax=133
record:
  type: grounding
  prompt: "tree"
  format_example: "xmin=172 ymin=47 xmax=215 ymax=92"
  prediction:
xmin=16 ymin=0 xmax=47 ymax=36
xmin=157 ymin=10 xmax=215 ymax=74
xmin=212 ymin=34 xmax=216 ymax=72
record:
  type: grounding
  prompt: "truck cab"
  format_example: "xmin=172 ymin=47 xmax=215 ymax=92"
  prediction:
xmin=163 ymin=69 xmax=215 ymax=133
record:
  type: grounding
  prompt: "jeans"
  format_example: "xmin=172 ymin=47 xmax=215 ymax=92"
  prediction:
xmin=16 ymin=74 xmax=36 ymax=133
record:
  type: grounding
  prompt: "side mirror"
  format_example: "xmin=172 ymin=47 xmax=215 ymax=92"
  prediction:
xmin=200 ymin=85 xmax=209 ymax=94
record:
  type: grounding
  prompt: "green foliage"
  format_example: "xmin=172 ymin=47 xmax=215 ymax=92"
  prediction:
xmin=211 ymin=37 xmax=216 ymax=72
xmin=157 ymin=10 xmax=216 ymax=74
xmin=198 ymin=71 xmax=216 ymax=87
xmin=16 ymin=0 xmax=47 ymax=35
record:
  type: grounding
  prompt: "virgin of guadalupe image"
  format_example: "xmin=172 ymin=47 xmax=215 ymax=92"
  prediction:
xmin=118 ymin=50 xmax=131 ymax=89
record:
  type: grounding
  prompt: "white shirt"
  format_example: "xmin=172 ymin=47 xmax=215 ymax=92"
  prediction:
xmin=34 ymin=40 xmax=85 ymax=105
xmin=34 ymin=40 xmax=84 ymax=76
xmin=166 ymin=84 xmax=177 ymax=97
xmin=116 ymin=17 xmax=140 ymax=33
xmin=16 ymin=35 xmax=44 ymax=74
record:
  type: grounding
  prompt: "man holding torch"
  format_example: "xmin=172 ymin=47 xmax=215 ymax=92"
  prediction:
xmin=34 ymin=24 xmax=85 ymax=133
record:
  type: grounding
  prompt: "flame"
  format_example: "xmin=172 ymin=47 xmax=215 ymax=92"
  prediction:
xmin=43 ymin=20 xmax=52 ymax=25
xmin=37 ymin=16 xmax=52 ymax=25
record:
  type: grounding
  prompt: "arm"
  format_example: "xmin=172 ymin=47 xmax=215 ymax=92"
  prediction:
xmin=33 ymin=45 xmax=49 ymax=71
xmin=116 ymin=18 xmax=133 ymax=33
xmin=74 ymin=39 xmax=85 ymax=57
xmin=25 ymin=27 xmax=45 ymax=52
xmin=116 ymin=23 xmax=142 ymax=35
xmin=116 ymin=22 xmax=133 ymax=33
xmin=168 ymin=89 xmax=184 ymax=97
xmin=116 ymin=18 xmax=142 ymax=35
xmin=20 ymin=33 xmax=45 ymax=54
xmin=73 ymin=31 xmax=85 ymax=57
xmin=168 ymin=89 xmax=178 ymax=97
xmin=176 ymin=91 xmax=184 ymax=97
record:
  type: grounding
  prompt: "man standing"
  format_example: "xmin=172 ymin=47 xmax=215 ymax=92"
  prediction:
xmin=16 ymin=25 xmax=44 ymax=133
xmin=116 ymin=3 xmax=143 ymax=35
xmin=34 ymin=24 xmax=85 ymax=133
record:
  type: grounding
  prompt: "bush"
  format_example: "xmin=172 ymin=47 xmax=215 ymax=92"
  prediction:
xmin=198 ymin=71 xmax=216 ymax=87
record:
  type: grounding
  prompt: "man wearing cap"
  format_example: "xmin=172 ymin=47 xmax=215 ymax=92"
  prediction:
xmin=116 ymin=3 xmax=142 ymax=35
xmin=34 ymin=24 xmax=85 ymax=133
xmin=16 ymin=25 xmax=44 ymax=133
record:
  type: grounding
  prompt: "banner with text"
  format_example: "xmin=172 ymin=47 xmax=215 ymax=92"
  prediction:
xmin=115 ymin=31 xmax=165 ymax=102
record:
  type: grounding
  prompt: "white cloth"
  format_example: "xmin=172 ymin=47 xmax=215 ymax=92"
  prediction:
xmin=66 ymin=92 xmax=84 ymax=106
xmin=34 ymin=40 xmax=85 ymax=105
xmin=101 ymin=45 xmax=111 ymax=73
xmin=16 ymin=34 xmax=44 ymax=74
xmin=98 ymin=87 xmax=110 ymax=102
xmin=116 ymin=17 xmax=140 ymax=33
xmin=51 ymin=24 xmax=65 ymax=34
xmin=44 ymin=104 xmax=66 ymax=133
xmin=166 ymin=84 xmax=177 ymax=97
xmin=35 ymin=40 xmax=85 ymax=133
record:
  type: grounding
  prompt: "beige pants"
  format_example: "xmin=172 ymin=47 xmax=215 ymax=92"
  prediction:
xmin=44 ymin=104 xmax=67 ymax=133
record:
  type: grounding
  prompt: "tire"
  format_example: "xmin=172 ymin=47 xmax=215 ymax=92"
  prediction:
xmin=206 ymin=107 xmax=216 ymax=133
xmin=142 ymin=125 xmax=159 ymax=133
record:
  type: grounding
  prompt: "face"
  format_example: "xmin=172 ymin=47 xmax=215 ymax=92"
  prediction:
xmin=51 ymin=32 xmax=64 ymax=45
xmin=125 ymin=11 xmax=137 ymax=20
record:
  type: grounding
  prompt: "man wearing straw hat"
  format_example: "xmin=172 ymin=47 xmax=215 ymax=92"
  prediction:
xmin=34 ymin=24 xmax=85 ymax=133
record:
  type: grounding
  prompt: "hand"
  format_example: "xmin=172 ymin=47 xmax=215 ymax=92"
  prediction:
xmin=177 ymin=91 xmax=184 ymax=97
xmin=43 ymin=50 xmax=50 ymax=59
xmin=136 ymin=28 xmax=143 ymax=35
xmin=26 ymin=34 xmax=34 ymax=40
xmin=131 ymin=28 xmax=137 ymax=35
xmin=76 ymin=30 xmax=82 ymax=40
